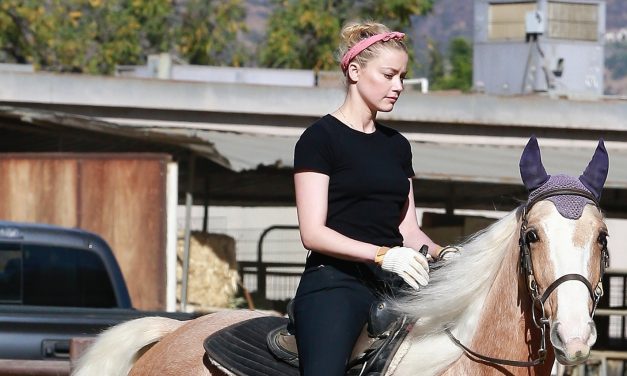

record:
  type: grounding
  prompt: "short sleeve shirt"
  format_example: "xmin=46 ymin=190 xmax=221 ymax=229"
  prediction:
xmin=294 ymin=115 xmax=415 ymax=248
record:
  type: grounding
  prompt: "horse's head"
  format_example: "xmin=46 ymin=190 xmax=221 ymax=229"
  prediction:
xmin=519 ymin=136 xmax=609 ymax=366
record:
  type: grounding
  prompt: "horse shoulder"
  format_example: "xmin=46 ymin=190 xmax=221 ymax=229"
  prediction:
xmin=129 ymin=310 xmax=268 ymax=376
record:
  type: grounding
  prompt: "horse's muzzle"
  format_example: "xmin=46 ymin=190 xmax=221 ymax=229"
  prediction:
xmin=550 ymin=321 xmax=597 ymax=365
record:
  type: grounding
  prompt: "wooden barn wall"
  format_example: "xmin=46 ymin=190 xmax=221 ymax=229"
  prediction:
xmin=0 ymin=154 xmax=169 ymax=310
xmin=0 ymin=158 xmax=78 ymax=226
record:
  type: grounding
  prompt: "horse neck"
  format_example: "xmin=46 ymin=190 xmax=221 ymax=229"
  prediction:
xmin=458 ymin=233 xmax=555 ymax=375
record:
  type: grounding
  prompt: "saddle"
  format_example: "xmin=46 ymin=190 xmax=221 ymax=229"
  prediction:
xmin=203 ymin=300 xmax=412 ymax=376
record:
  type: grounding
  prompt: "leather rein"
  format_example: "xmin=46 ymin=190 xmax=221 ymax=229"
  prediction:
xmin=446 ymin=188 xmax=610 ymax=368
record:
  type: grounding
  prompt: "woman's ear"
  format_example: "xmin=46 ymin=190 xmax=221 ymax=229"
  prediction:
xmin=346 ymin=62 xmax=360 ymax=82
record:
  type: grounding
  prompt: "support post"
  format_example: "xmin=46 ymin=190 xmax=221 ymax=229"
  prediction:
xmin=180 ymin=154 xmax=195 ymax=311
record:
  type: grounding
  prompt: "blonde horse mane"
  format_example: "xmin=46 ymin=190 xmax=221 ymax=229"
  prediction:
xmin=389 ymin=208 xmax=522 ymax=335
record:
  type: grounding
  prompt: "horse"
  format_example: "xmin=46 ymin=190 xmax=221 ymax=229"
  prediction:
xmin=72 ymin=137 xmax=610 ymax=376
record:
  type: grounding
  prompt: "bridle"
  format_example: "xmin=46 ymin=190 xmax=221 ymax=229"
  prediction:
xmin=446 ymin=187 xmax=610 ymax=368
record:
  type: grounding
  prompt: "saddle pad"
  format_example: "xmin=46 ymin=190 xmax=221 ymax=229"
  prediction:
xmin=204 ymin=316 xmax=299 ymax=376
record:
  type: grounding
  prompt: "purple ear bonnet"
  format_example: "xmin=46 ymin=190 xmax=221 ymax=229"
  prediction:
xmin=579 ymin=139 xmax=609 ymax=200
xmin=520 ymin=137 xmax=609 ymax=220
xmin=519 ymin=137 xmax=549 ymax=191
xmin=529 ymin=175 xmax=592 ymax=219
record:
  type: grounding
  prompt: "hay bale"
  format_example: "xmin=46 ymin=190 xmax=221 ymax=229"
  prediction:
xmin=177 ymin=231 xmax=240 ymax=310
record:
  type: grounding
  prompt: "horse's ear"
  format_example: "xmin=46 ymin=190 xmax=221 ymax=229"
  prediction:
xmin=579 ymin=139 xmax=609 ymax=200
xmin=520 ymin=136 xmax=549 ymax=191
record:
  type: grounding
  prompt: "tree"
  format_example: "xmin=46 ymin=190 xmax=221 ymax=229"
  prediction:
xmin=260 ymin=0 xmax=340 ymax=70
xmin=0 ymin=0 xmax=172 ymax=73
xmin=606 ymin=42 xmax=627 ymax=80
xmin=445 ymin=37 xmax=472 ymax=91
xmin=177 ymin=0 xmax=248 ymax=66
xmin=0 ymin=0 xmax=437 ymax=74
xmin=430 ymin=37 xmax=472 ymax=92
xmin=0 ymin=0 xmax=247 ymax=74
xmin=427 ymin=39 xmax=444 ymax=88
xmin=363 ymin=0 xmax=433 ymax=31
xmin=85 ymin=0 xmax=173 ymax=74
xmin=260 ymin=0 xmax=434 ymax=71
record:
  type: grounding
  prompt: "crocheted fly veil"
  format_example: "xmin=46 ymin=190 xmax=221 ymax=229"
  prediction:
xmin=519 ymin=136 xmax=609 ymax=219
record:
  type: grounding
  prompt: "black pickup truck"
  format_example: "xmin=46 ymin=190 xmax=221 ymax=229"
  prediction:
xmin=0 ymin=220 xmax=196 ymax=374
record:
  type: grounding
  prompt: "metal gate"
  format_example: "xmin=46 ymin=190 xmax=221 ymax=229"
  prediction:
xmin=238 ymin=225 xmax=304 ymax=308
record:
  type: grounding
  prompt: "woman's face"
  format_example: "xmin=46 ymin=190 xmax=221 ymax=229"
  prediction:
xmin=354 ymin=48 xmax=408 ymax=113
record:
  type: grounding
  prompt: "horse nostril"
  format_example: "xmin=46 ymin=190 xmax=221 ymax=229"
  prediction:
xmin=550 ymin=322 xmax=564 ymax=348
xmin=586 ymin=321 xmax=598 ymax=346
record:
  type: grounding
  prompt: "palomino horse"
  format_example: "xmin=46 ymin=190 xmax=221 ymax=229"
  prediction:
xmin=73 ymin=137 xmax=610 ymax=376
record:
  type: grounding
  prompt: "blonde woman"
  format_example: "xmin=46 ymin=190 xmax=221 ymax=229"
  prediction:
xmin=292 ymin=21 xmax=443 ymax=375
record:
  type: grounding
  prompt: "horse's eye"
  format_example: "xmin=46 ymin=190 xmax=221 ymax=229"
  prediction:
xmin=598 ymin=231 xmax=608 ymax=248
xmin=525 ymin=230 xmax=539 ymax=243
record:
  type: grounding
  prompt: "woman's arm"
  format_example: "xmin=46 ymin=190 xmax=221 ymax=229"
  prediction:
xmin=295 ymin=171 xmax=379 ymax=263
xmin=398 ymin=179 xmax=441 ymax=259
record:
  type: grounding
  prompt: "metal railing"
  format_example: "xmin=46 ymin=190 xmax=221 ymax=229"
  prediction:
xmin=595 ymin=272 xmax=627 ymax=352
xmin=238 ymin=225 xmax=304 ymax=302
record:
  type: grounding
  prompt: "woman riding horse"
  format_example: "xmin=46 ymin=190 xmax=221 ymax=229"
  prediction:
xmin=73 ymin=138 xmax=610 ymax=376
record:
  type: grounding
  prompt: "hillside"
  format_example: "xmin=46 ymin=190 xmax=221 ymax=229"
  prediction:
xmin=606 ymin=0 xmax=627 ymax=31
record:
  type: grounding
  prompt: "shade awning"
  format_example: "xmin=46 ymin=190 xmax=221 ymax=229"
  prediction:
xmin=189 ymin=129 xmax=627 ymax=189
xmin=4 ymin=105 xmax=626 ymax=214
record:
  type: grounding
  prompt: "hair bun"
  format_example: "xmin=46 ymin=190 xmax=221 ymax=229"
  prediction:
xmin=340 ymin=21 xmax=390 ymax=47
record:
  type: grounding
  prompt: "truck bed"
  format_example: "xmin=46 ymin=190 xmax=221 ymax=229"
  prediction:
xmin=0 ymin=305 xmax=198 ymax=360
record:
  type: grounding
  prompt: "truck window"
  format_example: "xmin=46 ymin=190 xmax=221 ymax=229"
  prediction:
xmin=0 ymin=244 xmax=117 ymax=308
xmin=0 ymin=244 xmax=21 ymax=303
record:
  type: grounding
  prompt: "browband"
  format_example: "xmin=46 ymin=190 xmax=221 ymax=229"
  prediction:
xmin=525 ymin=188 xmax=599 ymax=214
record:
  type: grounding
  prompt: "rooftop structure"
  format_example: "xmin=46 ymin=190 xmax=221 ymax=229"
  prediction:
xmin=473 ymin=0 xmax=606 ymax=99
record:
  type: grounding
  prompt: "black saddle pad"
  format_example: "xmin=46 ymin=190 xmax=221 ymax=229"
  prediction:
xmin=204 ymin=316 xmax=299 ymax=376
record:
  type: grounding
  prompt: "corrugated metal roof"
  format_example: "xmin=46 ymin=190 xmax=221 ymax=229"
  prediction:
xmin=411 ymin=142 xmax=625 ymax=188
xmin=0 ymin=106 xmax=231 ymax=168
xmin=192 ymin=130 xmax=627 ymax=189
xmin=197 ymin=131 xmax=296 ymax=171
xmin=3 ymin=105 xmax=626 ymax=190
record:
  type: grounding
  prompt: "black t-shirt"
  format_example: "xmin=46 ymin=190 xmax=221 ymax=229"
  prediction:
xmin=294 ymin=114 xmax=415 ymax=252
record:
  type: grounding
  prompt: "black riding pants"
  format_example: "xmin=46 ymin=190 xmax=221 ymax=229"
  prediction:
xmin=293 ymin=256 xmax=381 ymax=376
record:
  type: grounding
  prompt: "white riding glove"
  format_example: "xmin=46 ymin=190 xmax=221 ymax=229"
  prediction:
xmin=380 ymin=246 xmax=429 ymax=291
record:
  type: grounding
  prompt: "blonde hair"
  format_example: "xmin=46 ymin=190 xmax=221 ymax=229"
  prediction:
xmin=337 ymin=21 xmax=408 ymax=72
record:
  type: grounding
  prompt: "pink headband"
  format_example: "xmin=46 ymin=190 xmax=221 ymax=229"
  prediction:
xmin=340 ymin=31 xmax=405 ymax=72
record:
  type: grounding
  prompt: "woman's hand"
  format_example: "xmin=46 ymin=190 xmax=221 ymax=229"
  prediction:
xmin=379 ymin=246 xmax=429 ymax=290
